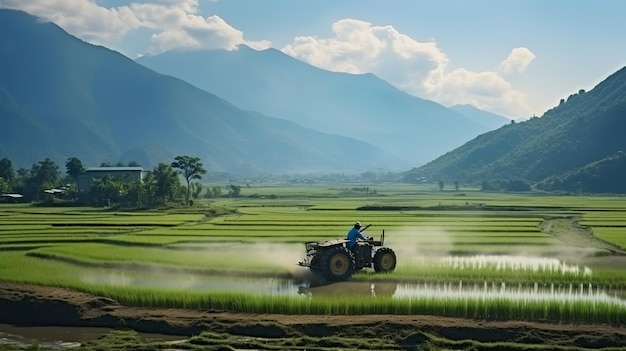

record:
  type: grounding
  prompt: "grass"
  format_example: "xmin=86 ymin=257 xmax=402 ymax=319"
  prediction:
xmin=61 ymin=285 xmax=624 ymax=325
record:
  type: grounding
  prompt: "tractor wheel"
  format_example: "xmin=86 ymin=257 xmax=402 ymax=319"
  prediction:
xmin=309 ymin=254 xmax=321 ymax=274
xmin=374 ymin=247 xmax=397 ymax=273
xmin=319 ymin=246 xmax=355 ymax=281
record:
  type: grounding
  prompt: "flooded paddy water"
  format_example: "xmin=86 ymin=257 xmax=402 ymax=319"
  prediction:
xmin=77 ymin=254 xmax=626 ymax=304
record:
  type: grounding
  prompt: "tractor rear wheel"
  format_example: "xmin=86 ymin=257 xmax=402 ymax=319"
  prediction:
xmin=373 ymin=247 xmax=396 ymax=273
xmin=309 ymin=254 xmax=321 ymax=274
xmin=319 ymin=246 xmax=355 ymax=281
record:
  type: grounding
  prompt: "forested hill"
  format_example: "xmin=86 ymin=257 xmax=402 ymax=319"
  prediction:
xmin=405 ymin=66 xmax=626 ymax=193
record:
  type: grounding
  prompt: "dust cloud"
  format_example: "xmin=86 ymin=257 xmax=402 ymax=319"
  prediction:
xmin=246 ymin=242 xmax=313 ymax=280
xmin=382 ymin=226 xmax=454 ymax=267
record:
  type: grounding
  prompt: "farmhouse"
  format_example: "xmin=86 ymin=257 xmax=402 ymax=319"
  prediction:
xmin=77 ymin=167 xmax=147 ymax=192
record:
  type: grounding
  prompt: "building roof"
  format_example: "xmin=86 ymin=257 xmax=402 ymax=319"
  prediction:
xmin=1 ymin=193 xmax=24 ymax=198
xmin=85 ymin=167 xmax=144 ymax=172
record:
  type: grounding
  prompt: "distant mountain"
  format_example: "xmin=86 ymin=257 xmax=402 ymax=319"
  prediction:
xmin=137 ymin=46 xmax=492 ymax=167
xmin=404 ymin=66 xmax=626 ymax=193
xmin=0 ymin=9 xmax=400 ymax=174
xmin=448 ymin=104 xmax=510 ymax=130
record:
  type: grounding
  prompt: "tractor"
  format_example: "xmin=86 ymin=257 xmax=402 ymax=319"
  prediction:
xmin=298 ymin=225 xmax=397 ymax=281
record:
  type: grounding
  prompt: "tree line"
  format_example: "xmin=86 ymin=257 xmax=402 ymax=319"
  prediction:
xmin=0 ymin=155 xmax=241 ymax=207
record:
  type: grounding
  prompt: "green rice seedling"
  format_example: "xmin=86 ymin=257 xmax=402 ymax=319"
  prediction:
xmin=590 ymin=228 xmax=626 ymax=249
xmin=26 ymin=242 xmax=301 ymax=275
xmin=74 ymin=285 xmax=626 ymax=324
xmin=3 ymin=187 xmax=626 ymax=325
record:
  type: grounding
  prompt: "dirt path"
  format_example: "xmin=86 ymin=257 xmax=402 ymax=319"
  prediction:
xmin=540 ymin=216 xmax=626 ymax=256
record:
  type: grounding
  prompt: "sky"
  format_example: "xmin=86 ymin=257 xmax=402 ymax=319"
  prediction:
xmin=2 ymin=0 xmax=625 ymax=119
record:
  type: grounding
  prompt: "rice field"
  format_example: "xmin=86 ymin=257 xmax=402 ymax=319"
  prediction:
xmin=1 ymin=184 xmax=626 ymax=324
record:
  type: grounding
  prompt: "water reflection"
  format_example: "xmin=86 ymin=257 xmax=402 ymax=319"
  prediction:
xmin=437 ymin=255 xmax=592 ymax=276
xmin=298 ymin=281 xmax=398 ymax=298
xmin=395 ymin=281 xmax=626 ymax=306
xmin=80 ymin=267 xmax=626 ymax=306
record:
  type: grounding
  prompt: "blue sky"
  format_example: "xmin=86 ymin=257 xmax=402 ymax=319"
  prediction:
xmin=2 ymin=0 xmax=625 ymax=119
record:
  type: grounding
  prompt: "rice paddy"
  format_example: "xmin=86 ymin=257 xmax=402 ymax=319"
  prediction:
xmin=1 ymin=184 xmax=626 ymax=324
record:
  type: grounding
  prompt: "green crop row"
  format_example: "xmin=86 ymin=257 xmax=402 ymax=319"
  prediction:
xmin=2 ymin=187 xmax=626 ymax=324
xmin=592 ymin=227 xmax=626 ymax=249
xmin=71 ymin=285 xmax=626 ymax=325
xmin=2 ymin=243 xmax=622 ymax=289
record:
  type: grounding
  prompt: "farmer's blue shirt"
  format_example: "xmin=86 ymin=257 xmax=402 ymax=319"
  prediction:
xmin=346 ymin=227 xmax=366 ymax=249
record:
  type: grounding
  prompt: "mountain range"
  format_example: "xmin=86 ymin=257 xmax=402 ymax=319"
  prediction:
xmin=137 ymin=47 xmax=501 ymax=167
xmin=0 ymin=9 xmax=507 ymax=174
xmin=0 ymin=9 xmax=404 ymax=174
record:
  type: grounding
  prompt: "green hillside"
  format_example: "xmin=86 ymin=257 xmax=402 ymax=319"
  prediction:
xmin=404 ymin=66 xmax=626 ymax=193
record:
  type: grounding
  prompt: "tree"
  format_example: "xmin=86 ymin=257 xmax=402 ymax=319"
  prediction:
xmin=65 ymin=157 xmax=85 ymax=181
xmin=0 ymin=158 xmax=15 ymax=184
xmin=228 ymin=184 xmax=241 ymax=198
xmin=89 ymin=175 xmax=120 ymax=206
xmin=0 ymin=177 xmax=9 ymax=194
xmin=438 ymin=181 xmax=444 ymax=191
xmin=13 ymin=168 xmax=28 ymax=194
xmin=205 ymin=186 xmax=222 ymax=198
xmin=0 ymin=158 xmax=15 ymax=193
xmin=191 ymin=182 xmax=203 ymax=200
xmin=171 ymin=156 xmax=206 ymax=206
xmin=152 ymin=163 xmax=179 ymax=205
xmin=22 ymin=158 xmax=60 ymax=201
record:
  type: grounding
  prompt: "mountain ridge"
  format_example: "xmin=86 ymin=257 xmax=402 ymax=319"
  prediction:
xmin=405 ymin=66 xmax=626 ymax=193
xmin=448 ymin=104 xmax=510 ymax=130
xmin=0 ymin=9 xmax=399 ymax=174
xmin=136 ymin=45 xmax=493 ymax=167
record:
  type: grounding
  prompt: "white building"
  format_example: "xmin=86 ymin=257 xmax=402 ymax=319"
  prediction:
xmin=77 ymin=167 xmax=147 ymax=192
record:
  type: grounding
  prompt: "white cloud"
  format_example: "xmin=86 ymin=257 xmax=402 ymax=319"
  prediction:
xmin=500 ymin=47 xmax=536 ymax=74
xmin=0 ymin=0 xmax=141 ymax=43
xmin=0 ymin=1 xmax=534 ymax=117
xmin=426 ymin=68 xmax=530 ymax=117
xmin=282 ymin=19 xmax=532 ymax=118
xmin=282 ymin=19 xmax=448 ymax=76
xmin=0 ymin=0 xmax=267 ymax=55
xmin=144 ymin=12 xmax=245 ymax=54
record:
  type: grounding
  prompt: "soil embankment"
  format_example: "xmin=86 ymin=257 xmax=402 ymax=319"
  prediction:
xmin=1 ymin=282 xmax=625 ymax=350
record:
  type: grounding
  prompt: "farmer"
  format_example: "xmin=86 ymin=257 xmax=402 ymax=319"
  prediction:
xmin=346 ymin=221 xmax=368 ymax=250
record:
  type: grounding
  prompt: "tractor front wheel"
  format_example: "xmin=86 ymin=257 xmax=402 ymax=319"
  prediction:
xmin=319 ymin=246 xmax=355 ymax=281
xmin=373 ymin=247 xmax=397 ymax=273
